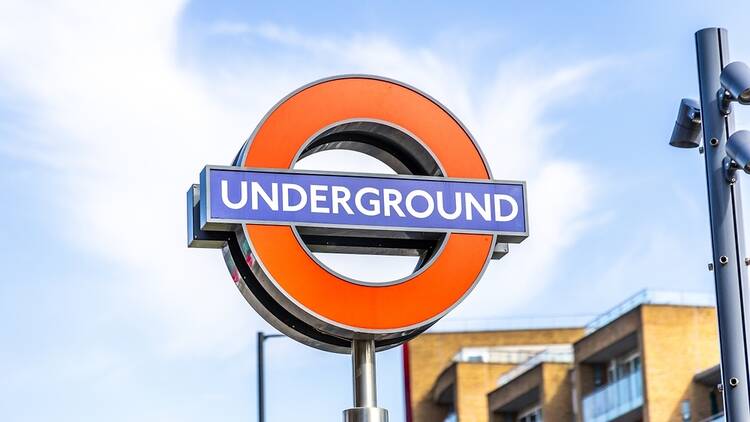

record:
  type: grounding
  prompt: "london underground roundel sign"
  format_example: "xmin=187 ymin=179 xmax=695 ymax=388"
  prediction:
xmin=187 ymin=75 xmax=528 ymax=353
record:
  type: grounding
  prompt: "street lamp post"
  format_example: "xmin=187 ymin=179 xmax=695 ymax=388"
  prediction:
xmin=257 ymin=331 xmax=283 ymax=422
xmin=670 ymin=27 xmax=750 ymax=421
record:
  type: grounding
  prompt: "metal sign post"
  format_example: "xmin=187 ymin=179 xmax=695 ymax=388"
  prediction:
xmin=671 ymin=28 xmax=750 ymax=421
xmin=187 ymin=76 xmax=529 ymax=420
xmin=344 ymin=339 xmax=388 ymax=422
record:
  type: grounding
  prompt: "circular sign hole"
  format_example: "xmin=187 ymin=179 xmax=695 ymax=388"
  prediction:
xmin=294 ymin=149 xmax=425 ymax=284
xmin=291 ymin=120 xmax=447 ymax=286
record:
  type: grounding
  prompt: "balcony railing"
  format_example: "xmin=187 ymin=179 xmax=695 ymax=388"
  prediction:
xmin=585 ymin=290 xmax=715 ymax=334
xmin=699 ymin=413 xmax=724 ymax=422
xmin=582 ymin=370 xmax=643 ymax=422
xmin=497 ymin=345 xmax=574 ymax=387
xmin=453 ymin=344 xmax=567 ymax=364
xmin=431 ymin=314 xmax=592 ymax=333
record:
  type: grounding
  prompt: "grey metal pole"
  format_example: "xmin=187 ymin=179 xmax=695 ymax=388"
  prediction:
xmin=343 ymin=339 xmax=388 ymax=422
xmin=257 ymin=332 xmax=283 ymax=422
xmin=258 ymin=331 xmax=265 ymax=422
xmin=695 ymin=27 xmax=750 ymax=421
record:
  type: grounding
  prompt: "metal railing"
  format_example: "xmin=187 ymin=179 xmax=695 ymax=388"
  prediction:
xmin=585 ymin=290 xmax=715 ymax=334
xmin=430 ymin=290 xmax=714 ymax=336
xmin=453 ymin=344 xmax=568 ymax=364
xmin=431 ymin=314 xmax=592 ymax=333
xmin=497 ymin=345 xmax=574 ymax=387
xmin=699 ymin=413 xmax=725 ymax=422
xmin=582 ymin=370 xmax=644 ymax=422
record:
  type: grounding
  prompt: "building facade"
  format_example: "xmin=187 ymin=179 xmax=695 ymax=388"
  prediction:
xmin=487 ymin=346 xmax=575 ymax=422
xmin=403 ymin=290 xmax=724 ymax=422
xmin=405 ymin=328 xmax=585 ymax=422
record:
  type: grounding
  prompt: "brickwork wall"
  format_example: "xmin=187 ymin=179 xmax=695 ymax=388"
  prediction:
xmin=456 ymin=362 xmax=515 ymax=422
xmin=542 ymin=364 xmax=574 ymax=422
xmin=640 ymin=305 xmax=719 ymax=422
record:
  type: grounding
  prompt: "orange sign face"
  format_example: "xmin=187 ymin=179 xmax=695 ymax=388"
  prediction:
xmin=188 ymin=75 xmax=525 ymax=352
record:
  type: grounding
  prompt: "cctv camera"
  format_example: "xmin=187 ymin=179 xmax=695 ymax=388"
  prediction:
xmin=721 ymin=62 xmax=750 ymax=105
xmin=669 ymin=98 xmax=702 ymax=148
xmin=726 ymin=130 xmax=750 ymax=173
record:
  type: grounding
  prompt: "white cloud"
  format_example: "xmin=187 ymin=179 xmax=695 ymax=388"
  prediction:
xmin=0 ymin=4 xmax=609 ymax=357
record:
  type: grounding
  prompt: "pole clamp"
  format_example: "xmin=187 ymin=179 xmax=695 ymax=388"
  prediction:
xmin=724 ymin=157 xmax=738 ymax=183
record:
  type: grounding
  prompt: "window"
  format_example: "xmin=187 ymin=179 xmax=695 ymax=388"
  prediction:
xmin=608 ymin=361 xmax=617 ymax=383
xmin=710 ymin=390 xmax=720 ymax=415
xmin=443 ymin=404 xmax=456 ymax=422
xmin=681 ymin=400 xmax=691 ymax=421
xmin=603 ymin=353 xmax=641 ymax=385
xmin=518 ymin=406 xmax=542 ymax=422
xmin=593 ymin=364 xmax=604 ymax=387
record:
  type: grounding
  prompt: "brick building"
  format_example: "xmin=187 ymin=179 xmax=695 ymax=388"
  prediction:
xmin=403 ymin=290 xmax=724 ymax=422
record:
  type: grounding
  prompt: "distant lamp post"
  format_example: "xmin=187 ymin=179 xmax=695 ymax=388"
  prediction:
xmin=257 ymin=331 xmax=283 ymax=422
xmin=669 ymin=27 xmax=750 ymax=421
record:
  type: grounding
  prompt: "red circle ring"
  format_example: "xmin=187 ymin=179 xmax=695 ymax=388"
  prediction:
xmin=237 ymin=75 xmax=496 ymax=337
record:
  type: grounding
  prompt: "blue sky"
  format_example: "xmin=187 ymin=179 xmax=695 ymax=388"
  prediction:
xmin=3 ymin=1 xmax=750 ymax=421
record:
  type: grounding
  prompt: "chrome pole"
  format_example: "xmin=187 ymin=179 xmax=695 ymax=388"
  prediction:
xmin=353 ymin=339 xmax=377 ymax=408
xmin=343 ymin=339 xmax=388 ymax=422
